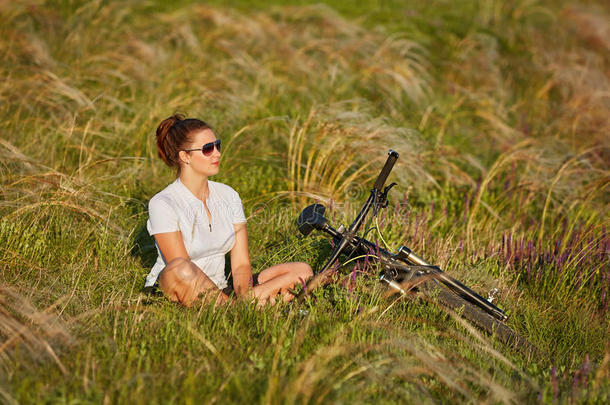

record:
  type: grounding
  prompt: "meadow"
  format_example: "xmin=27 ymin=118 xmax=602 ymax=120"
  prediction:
xmin=0 ymin=0 xmax=608 ymax=403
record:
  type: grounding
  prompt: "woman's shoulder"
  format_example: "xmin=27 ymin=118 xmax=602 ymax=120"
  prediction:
xmin=209 ymin=180 xmax=241 ymax=201
xmin=148 ymin=179 xmax=181 ymax=207
xmin=209 ymin=180 xmax=240 ymax=196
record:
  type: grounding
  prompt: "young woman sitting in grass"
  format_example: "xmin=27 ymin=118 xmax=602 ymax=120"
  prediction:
xmin=145 ymin=114 xmax=313 ymax=306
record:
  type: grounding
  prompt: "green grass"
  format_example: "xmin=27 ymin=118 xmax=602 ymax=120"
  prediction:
xmin=1 ymin=0 xmax=609 ymax=403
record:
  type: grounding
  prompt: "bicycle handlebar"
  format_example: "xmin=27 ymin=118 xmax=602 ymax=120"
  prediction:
xmin=373 ymin=150 xmax=399 ymax=191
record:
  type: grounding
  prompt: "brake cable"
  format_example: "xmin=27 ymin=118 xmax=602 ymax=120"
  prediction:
xmin=374 ymin=216 xmax=391 ymax=251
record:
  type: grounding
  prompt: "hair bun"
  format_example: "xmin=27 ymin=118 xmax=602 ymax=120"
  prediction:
xmin=154 ymin=114 xmax=211 ymax=170
xmin=170 ymin=113 xmax=184 ymax=124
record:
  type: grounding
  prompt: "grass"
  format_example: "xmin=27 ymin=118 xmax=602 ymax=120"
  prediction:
xmin=0 ymin=0 xmax=609 ymax=403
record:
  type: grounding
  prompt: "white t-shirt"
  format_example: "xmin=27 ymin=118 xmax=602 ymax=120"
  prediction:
xmin=145 ymin=178 xmax=247 ymax=289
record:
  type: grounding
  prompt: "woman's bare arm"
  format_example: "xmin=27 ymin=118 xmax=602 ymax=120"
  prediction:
xmin=153 ymin=231 xmax=189 ymax=262
xmin=230 ymin=223 xmax=253 ymax=297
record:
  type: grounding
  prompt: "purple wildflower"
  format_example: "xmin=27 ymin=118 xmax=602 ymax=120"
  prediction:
xmin=551 ymin=366 xmax=558 ymax=401
xmin=581 ymin=354 xmax=590 ymax=386
xmin=348 ymin=267 xmax=357 ymax=294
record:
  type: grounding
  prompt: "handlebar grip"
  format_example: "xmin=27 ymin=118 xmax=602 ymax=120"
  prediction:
xmin=373 ymin=149 xmax=399 ymax=190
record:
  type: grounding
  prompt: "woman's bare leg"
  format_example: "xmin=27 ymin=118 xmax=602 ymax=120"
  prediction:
xmin=158 ymin=258 xmax=312 ymax=307
xmin=252 ymin=262 xmax=313 ymax=305
xmin=158 ymin=258 xmax=227 ymax=306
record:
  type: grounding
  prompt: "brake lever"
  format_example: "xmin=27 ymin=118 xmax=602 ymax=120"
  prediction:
xmin=382 ymin=182 xmax=397 ymax=206
xmin=372 ymin=182 xmax=397 ymax=216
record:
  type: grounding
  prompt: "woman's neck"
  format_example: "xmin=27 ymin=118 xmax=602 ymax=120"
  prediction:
xmin=179 ymin=172 xmax=209 ymax=201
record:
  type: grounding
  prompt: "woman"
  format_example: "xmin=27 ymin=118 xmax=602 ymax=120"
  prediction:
xmin=145 ymin=114 xmax=313 ymax=306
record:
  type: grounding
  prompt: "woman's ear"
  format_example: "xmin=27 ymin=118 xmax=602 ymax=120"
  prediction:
xmin=178 ymin=150 xmax=190 ymax=165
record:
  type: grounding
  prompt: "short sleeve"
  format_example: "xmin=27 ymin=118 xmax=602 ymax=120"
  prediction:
xmin=230 ymin=190 xmax=247 ymax=224
xmin=147 ymin=196 xmax=180 ymax=235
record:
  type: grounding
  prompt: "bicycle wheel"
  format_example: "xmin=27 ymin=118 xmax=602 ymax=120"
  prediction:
xmin=433 ymin=286 xmax=534 ymax=352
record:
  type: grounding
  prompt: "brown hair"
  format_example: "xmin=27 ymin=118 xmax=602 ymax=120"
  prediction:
xmin=155 ymin=114 xmax=211 ymax=169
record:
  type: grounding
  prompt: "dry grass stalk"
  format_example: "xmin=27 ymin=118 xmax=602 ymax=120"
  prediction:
xmin=284 ymin=102 xmax=428 ymax=206
xmin=0 ymin=285 xmax=73 ymax=375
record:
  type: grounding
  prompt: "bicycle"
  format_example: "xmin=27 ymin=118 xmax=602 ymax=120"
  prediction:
xmin=296 ymin=150 xmax=533 ymax=352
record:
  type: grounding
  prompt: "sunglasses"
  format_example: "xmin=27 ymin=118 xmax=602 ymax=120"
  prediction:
xmin=183 ymin=139 xmax=221 ymax=157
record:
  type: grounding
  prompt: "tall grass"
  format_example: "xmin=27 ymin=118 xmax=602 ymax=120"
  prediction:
xmin=0 ymin=0 xmax=608 ymax=403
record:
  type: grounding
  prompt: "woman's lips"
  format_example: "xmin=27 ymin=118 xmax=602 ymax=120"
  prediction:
xmin=212 ymin=161 xmax=219 ymax=166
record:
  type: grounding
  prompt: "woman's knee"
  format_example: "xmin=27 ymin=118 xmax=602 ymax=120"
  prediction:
xmin=283 ymin=262 xmax=312 ymax=286
xmin=295 ymin=262 xmax=313 ymax=280
xmin=258 ymin=262 xmax=312 ymax=284
xmin=160 ymin=258 xmax=195 ymax=284
xmin=158 ymin=258 xmax=200 ymax=304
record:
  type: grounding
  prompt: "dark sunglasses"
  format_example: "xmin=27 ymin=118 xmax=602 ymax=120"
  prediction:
xmin=183 ymin=139 xmax=221 ymax=156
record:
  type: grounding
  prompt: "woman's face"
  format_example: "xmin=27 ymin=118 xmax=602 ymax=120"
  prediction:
xmin=183 ymin=128 xmax=220 ymax=177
